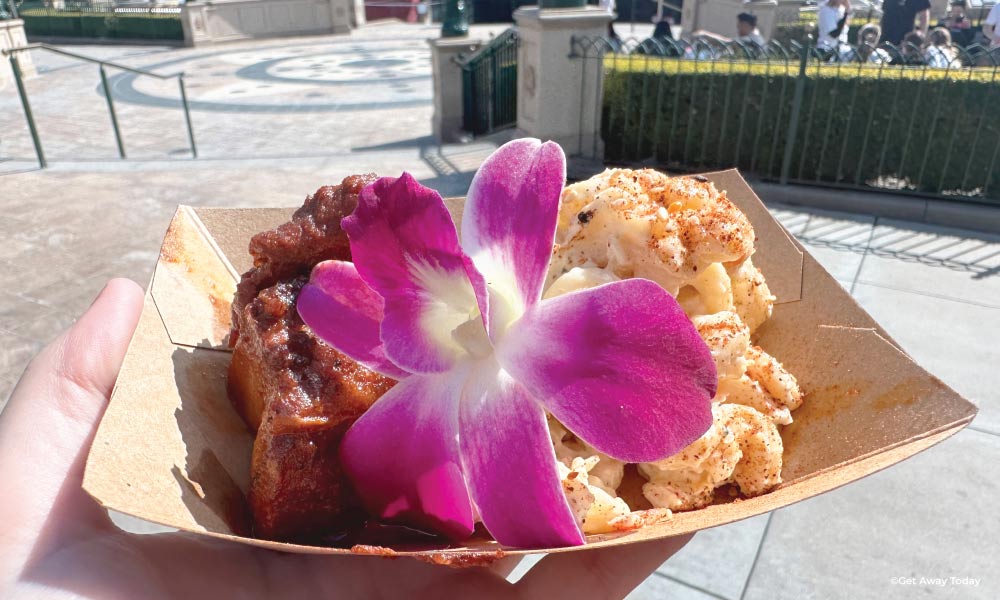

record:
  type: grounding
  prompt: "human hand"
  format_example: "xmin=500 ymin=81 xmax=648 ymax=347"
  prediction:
xmin=0 ymin=278 xmax=692 ymax=599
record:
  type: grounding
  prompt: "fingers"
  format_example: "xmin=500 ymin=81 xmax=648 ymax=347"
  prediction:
xmin=517 ymin=535 xmax=693 ymax=600
xmin=50 ymin=278 xmax=146 ymax=424
xmin=0 ymin=279 xmax=144 ymax=575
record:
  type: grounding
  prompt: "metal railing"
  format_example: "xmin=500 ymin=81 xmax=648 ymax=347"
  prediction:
xmin=571 ymin=35 xmax=1000 ymax=205
xmin=459 ymin=28 xmax=519 ymax=136
xmin=2 ymin=43 xmax=196 ymax=168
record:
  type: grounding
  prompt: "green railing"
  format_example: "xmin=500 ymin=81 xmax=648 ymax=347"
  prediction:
xmin=17 ymin=1 xmax=183 ymax=41
xmin=573 ymin=35 xmax=1000 ymax=206
xmin=459 ymin=28 xmax=518 ymax=136
xmin=3 ymin=43 xmax=197 ymax=168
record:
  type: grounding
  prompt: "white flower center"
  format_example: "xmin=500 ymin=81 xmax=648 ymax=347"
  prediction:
xmin=452 ymin=317 xmax=493 ymax=360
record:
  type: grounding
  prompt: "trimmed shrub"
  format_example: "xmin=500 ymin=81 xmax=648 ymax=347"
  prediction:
xmin=602 ymin=56 xmax=1000 ymax=201
xmin=21 ymin=9 xmax=183 ymax=41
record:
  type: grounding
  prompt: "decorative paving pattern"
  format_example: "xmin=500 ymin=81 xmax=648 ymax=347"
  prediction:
xmin=1 ymin=24 xmax=520 ymax=162
xmin=105 ymin=38 xmax=433 ymax=113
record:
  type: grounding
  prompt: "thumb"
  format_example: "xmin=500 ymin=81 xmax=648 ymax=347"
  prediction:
xmin=0 ymin=279 xmax=144 ymax=571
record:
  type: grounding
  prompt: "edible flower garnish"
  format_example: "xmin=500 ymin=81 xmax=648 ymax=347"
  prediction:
xmin=297 ymin=139 xmax=716 ymax=549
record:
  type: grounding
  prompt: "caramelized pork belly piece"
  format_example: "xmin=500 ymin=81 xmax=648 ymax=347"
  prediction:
xmin=230 ymin=174 xmax=378 ymax=350
xmin=227 ymin=175 xmax=396 ymax=542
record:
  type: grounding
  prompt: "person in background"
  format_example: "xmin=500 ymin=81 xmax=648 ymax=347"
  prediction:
xmin=898 ymin=30 xmax=928 ymax=64
xmin=607 ymin=21 xmax=622 ymax=52
xmin=817 ymin=0 xmax=852 ymax=51
xmin=881 ymin=0 xmax=931 ymax=46
xmin=635 ymin=17 xmax=679 ymax=56
xmin=736 ymin=12 xmax=766 ymax=47
xmin=938 ymin=1 xmax=972 ymax=46
xmin=925 ymin=27 xmax=958 ymax=67
xmin=652 ymin=18 xmax=674 ymax=41
xmin=416 ymin=1 xmax=429 ymax=24
xmin=840 ymin=22 xmax=891 ymax=63
xmin=689 ymin=13 xmax=764 ymax=55
xmin=601 ymin=0 xmax=619 ymax=42
xmin=984 ymin=1 xmax=1000 ymax=50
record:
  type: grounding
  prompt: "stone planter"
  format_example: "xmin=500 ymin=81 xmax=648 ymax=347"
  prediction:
xmin=181 ymin=0 xmax=353 ymax=46
xmin=1 ymin=19 xmax=36 ymax=84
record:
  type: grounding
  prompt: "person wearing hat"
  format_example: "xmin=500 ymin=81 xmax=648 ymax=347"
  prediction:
xmin=736 ymin=13 xmax=766 ymax=46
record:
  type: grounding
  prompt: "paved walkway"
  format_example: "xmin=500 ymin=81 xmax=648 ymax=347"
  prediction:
xmin=2 ymin=22 xmax=998 ymax=600
xmin=1 ymin=23 xmax=510 ymax=166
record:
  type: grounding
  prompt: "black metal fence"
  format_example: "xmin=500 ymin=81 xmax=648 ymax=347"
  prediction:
xmin=460 ymin=28 xmax=518 ymax=136
xmin=572 ymin=35 xmax=1000 ymax=205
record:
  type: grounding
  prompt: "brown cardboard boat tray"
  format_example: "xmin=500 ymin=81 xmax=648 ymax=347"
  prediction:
xmin=82 ymin=169 xmax=977 ymax=562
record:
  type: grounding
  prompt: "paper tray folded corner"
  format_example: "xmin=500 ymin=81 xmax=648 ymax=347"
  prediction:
xmin=82 ymin=171 xmax=977 ymax=560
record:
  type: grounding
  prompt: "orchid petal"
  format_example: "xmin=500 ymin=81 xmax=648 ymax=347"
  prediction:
xmin=462 ymin=139 xmax=566 ymax=340
xmin=344 ymin=174 xmax=489 ymax=373
xmin=341 ymin=370 xmax=475 ymax=540
xmin=459 ymin=360 xmax=584 ymax=549
xmin=297 ymin=260 xmax=410 ymax=380
xmin=497 ymin=279 xmax=717 ymax=464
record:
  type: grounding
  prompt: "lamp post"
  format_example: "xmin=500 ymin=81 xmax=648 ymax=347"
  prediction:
xmin=441 ymin=0 xmax=469 ymax=38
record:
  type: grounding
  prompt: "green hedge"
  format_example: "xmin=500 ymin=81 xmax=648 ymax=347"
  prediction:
xmin=21 ymin=10 xmax=183 ymax=41
xmin=602 ymin=56 xmax=1000 ymax=202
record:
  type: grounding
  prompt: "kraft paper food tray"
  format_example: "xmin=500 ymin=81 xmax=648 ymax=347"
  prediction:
xmin=82 ymin=170 xmax=978 ymax=563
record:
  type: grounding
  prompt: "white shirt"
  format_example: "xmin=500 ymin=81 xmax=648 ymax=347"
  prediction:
xmin=837 ymin=46 xmax=889 ymax=63
xmin=738 ymin=30 xmax=766 ymax=47
xmin=817 ymin=3 xmax=849 ymax=50
xmin=985 ymin=4 xmax=1000 ymax=48
xmin=924 ymin=45 xmax=955 ymax=67
xmin=599 ymin=0 xmax=616 ymax=14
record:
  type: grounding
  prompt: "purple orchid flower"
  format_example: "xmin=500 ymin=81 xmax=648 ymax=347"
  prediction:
xmin=296 ymin=139 xmax=716 ymax=549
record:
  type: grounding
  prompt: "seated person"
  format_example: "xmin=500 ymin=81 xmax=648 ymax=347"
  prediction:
xmin=924 ymin=27 xmax=958 ymax=67
xmin=938 ymin=1 xmax=972 ymax=46
xmin=691 ymin=12 xmax=765 ymax=57
xmin=606 ymin=21 xmax=623 ymax=53
xmin=634 ymin=18 xmax=681 ymax=56
xmin=652 ymin=18 xmax=674 ymax=41
xmin=896 ymin=30 xmax=928 ymax=65
xmin=736 ymin=12 xmax=766 ymax=47
xmin=838 ymin=23 xmax=891 ymax=63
